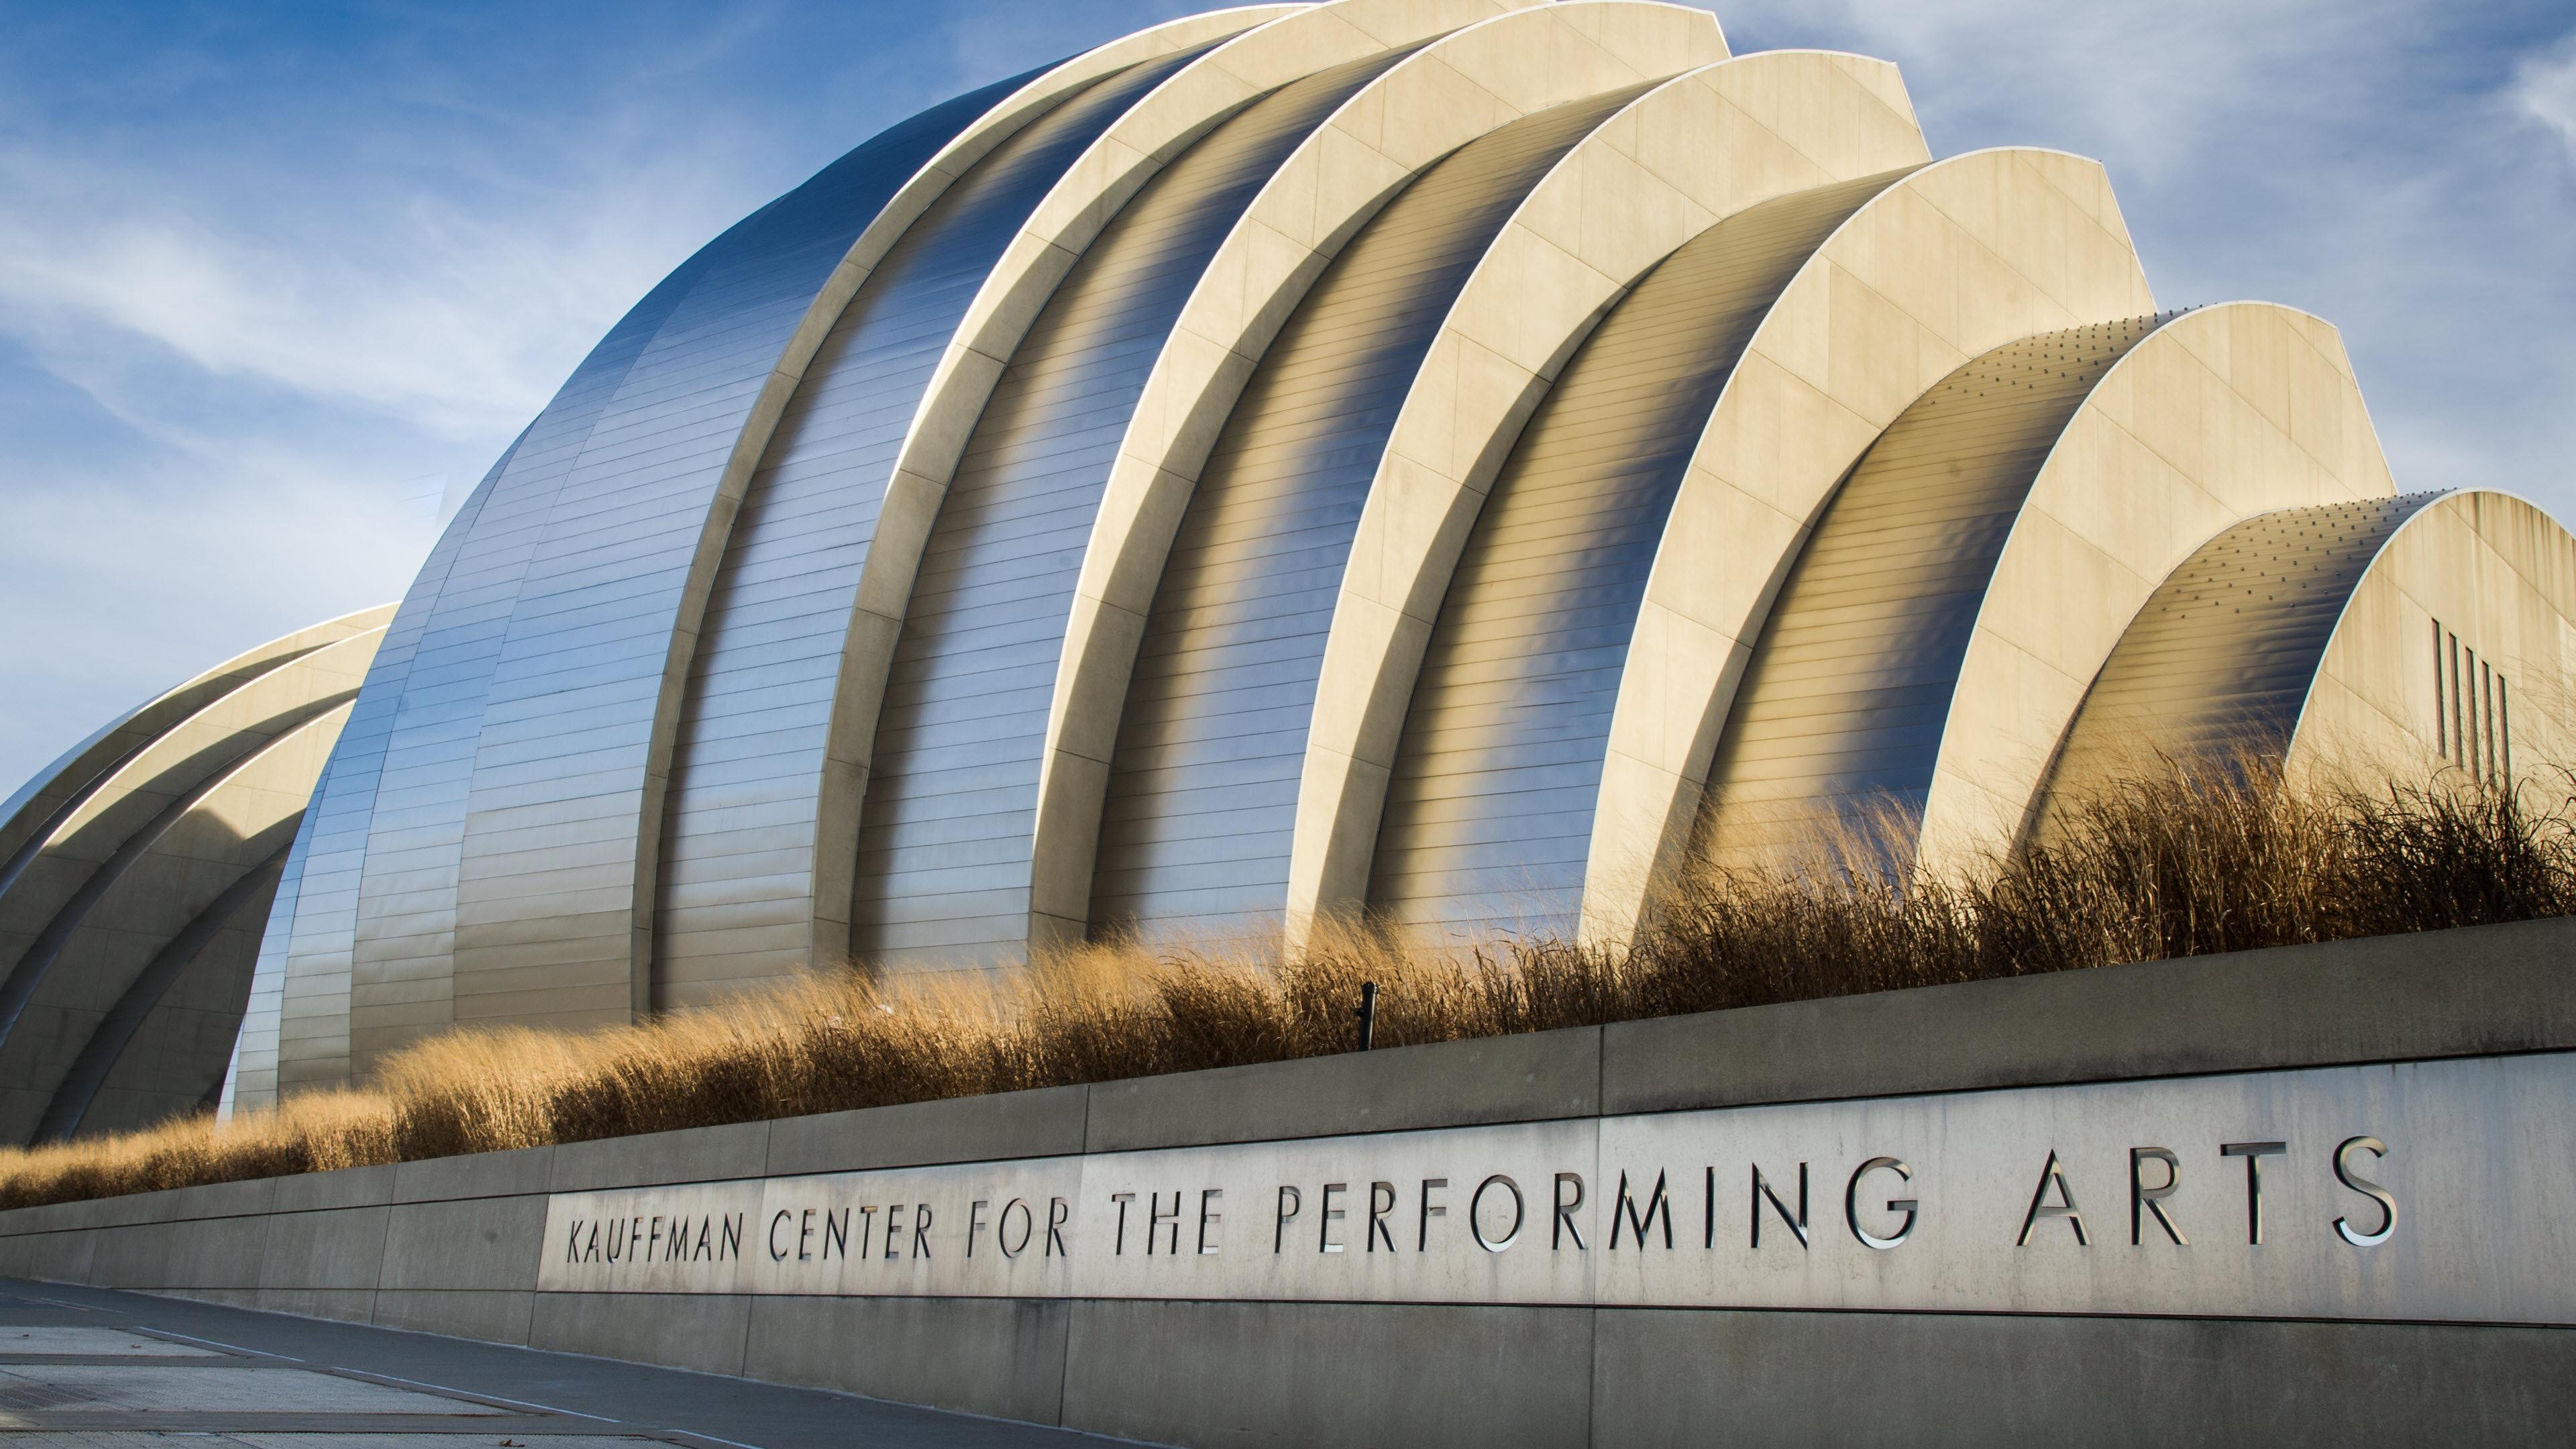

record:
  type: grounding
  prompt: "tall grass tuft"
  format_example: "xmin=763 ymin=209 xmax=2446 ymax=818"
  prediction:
xmin=5 ymin=762 xmax=2570 ymax=1210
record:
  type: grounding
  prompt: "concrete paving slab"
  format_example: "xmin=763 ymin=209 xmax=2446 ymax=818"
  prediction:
xmin=0 ymin=1330 xmax=215 ymax=1358
xmin=0 ymin=1363 xmax=492 ymax=1413
xmin=0 ymin=1436 xmax=665 ymax=1449
xmin=0 ymin=1279 xmax=1134 ymax=1447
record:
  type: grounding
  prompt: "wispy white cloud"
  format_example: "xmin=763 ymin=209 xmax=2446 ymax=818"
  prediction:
xmin=1723 ymin=0 xmax=2576 ymax=502
xmin=0 ymin=122 xmax=753 ymax=447
xmin=0 ymin=4 xmax=808 ymax=788
xmin=2516 ymin=32 xmax=2576 ymax=160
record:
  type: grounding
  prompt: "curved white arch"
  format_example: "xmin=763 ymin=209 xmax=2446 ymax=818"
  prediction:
xmin=769 ymin=0 xmax=1528 ymax=978
xmin=2290 ymin=490 xmax=2576 ymax=778
xmin=1022 ymin=0 xmax=1729 ymax=943
xmin=1274 ymin=50 xmax=1930 ymax=947
xmin=1911 ymin=302 xmax=2398 ymax=873
xmin=1576 ymin=146 xmax=2157 ymax=945
xmin=361 ymin=5 xmax=1300 ymax=1079
xmin=0 ymin=604 xmax=390 ymax=879
xmin=0 ymin=703 xmax=352 ymax=1142
xmin=0 ymin=625 xmax=384 ymax=1006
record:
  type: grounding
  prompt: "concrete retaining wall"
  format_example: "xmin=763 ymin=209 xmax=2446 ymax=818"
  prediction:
xmin=7 ymin=919 xmax=2576 ymax=1444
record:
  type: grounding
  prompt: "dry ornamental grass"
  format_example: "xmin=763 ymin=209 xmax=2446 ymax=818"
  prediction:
xmin=5 ymin=762 xmax=2570 ymax=1210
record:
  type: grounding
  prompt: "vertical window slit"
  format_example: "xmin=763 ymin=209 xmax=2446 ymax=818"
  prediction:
xmin=2481 ymin=659 xmax=2496 ymax=784
xmin=2449 ymin=633 xmax=2464 ymax=769
xmin=2432 ymin=618 xmax=2447 ymax=755
xmin=2467 ymin=649 xmax=2482 ymax=777
xmin=2501 ymin=676 xmax=2513 ymax=783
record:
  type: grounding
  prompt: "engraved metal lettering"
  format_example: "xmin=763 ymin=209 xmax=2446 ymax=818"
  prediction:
xmin=2220 ymin=1141 xmax=2288 ymax=1245
xmin=1703 ymin=1165 xmax=1716 ymax=1250
xmin=1148 ymin=1191 xmax=1181 ymax=1256
xmin=1612 ymin=1170 xmax=1672 ymax=1250
xmin=1273 ymin=1185 xmax=1301 ymax=1254
xmin=2334 ymin=1136 xmax=2397 ymax=1247
xmin=1110 ymin=1191 xmax=1136 ymax=1256
xmin=822 ymin=1208 xmax=849 ymax=1260
xmin=1471 ymin=1174 xmax=1523 ymax=1252
xmin=1844 ymin=1157 xmax=1916 ymax=1250
xmin=911 ymin=1201 xmax=932 ymax=1258
xmin=797 ymin=1208 xmax=816 ymax=1261
xmin=2130 ymin=1147 xmax=2186 ymax=1246
xmin=1198 ymin=1188 xmax=1224 ymax=1255
xmin=883 ymin=1204 xmax=906 ymax=1260
xmin=967 ymin=1199 xmax=989 ymax=1258
xmin=1418 ymin=1177 xmax=1448 ymax=1251
xmin=998 ymin=1198 xmax=1033 ymax=1259
xmin=2017 ymin=1150 xmax=2088 ymax=1246
xmin=767 ymin=1209 xmax=793 ymax=1262
xmin=1553 ymin=1172 xmax=1587 ymax=1251
xmin=1752 ymin=1163 xmax=1809 ymax=1249
xmin=1367 ymin=1182 xmax=1397 ymax=1252
xmin=1320 ymin=1181 xmax=1348 ymax=1254
xmin=1044 ymin=1197 xmax=1069 ymax=1258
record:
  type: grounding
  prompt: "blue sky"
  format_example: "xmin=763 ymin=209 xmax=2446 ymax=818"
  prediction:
xmin=2 ymin=0 xmax=2571 ymax=792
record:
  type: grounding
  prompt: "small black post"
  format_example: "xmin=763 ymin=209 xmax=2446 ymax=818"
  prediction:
xmin=1355 ymin=981 xmax=1379 ymax=1051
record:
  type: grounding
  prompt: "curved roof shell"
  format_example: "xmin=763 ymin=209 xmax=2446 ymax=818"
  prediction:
xmin=5 ymin=3 xmax=2560 ymax=1131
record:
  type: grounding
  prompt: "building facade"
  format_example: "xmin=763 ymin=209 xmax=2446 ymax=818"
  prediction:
xmin=3 ymin=0 xmax=2571 ymax=1139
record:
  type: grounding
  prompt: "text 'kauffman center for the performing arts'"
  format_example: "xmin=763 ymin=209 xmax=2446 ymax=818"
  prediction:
xmin=5 ymin=0 xmax=2572 ymax=1146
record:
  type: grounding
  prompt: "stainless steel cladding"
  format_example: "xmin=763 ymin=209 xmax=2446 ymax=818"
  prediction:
xmin=851 ymin=50 xmax=1417 ymax=972
xmin=1089 ymin=88 xmax=1650 ymax=946
xmin=411 ymin=70 xmax=1079 ymax=1068
xmin=19 ymin=1 xmax=2552 ymax=1128
xmin=655 ymin=50 xmax=1224 ymax=1000
xmin=1367 ymin=174 xmax=1911 ymax=941
xmin=1693 ymin=318 xmax=2167 ymax=870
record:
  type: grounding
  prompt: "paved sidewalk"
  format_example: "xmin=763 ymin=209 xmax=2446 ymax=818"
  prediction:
xmin=0 ymin=1278 xmax=1130 ymax=1448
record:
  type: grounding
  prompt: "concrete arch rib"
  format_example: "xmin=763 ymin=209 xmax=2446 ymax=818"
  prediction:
xmin=1274 ymin=51 xmax=1929 ymax=948
xmin=830 ymin=41 xmax=1492 ymax=973
xmin=0 ymin=702 xmax=352 ymax=1144
xmin=0 ymin=604 xmax=389 ymax=896
xmin=1353 ymin=172 xmax=1924 ymax=939
xmin=654 ymin=0 xmax=1507 ymax=1004
xmin=2039 ymin=490 xmax=2576 ymax=815
xmin=300 ymin=11 xmax=1278 ymax=1088
xmin=1021 ymin=0 xmax=1727 ymax=953
xmin=0 ymin=625 xmax=384 ymax=1059
xmin=1077 ymin=74 xmax=1715 ymax=949
xmin=36 ymin=844 xmax=287 ymax=1143
xmin=437 ymin=15 xmax=1282 ymax=1061
xmin=1688 ymin=317 xmax=2175 ymax=873
xmin=1576 ymin=147 xmax=2156 ymax=946
xmin=2289 ymin=490 xmax=2576 ymax=780
xmin=2037 ymin=495 xmax=2439 ymax=811
xmin=1913 ymin=303 xmax=2398 ymax=873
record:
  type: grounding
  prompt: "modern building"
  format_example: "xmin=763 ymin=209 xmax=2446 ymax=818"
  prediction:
xmin=5 ymin=0 xmax=2571 ymax=1142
